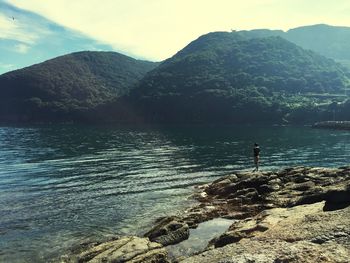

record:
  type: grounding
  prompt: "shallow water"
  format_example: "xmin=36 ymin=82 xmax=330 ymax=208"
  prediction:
xmin=167 ymin=218 xmax=234 ymax=259
xmin=0 ymin=124 xmax=349 ymax=262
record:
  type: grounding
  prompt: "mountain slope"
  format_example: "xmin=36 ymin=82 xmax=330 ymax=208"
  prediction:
xmin=237 ymin=24 xmax=350 ymax=68
xmin=285 ymin=24 xmax=350 ymax=65
xmin=124 ymin=32 xmax=350 ymax=123
xmin=0 ymin=51 xmax=158 ymax=122
xmin=2 ymin=27 xmax=350 ymax=124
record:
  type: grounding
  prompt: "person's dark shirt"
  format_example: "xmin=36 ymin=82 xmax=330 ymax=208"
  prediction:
xmin=253 ymin=146 xmax=260 ymax=157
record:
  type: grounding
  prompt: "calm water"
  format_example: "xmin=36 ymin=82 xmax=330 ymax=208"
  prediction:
xmin=0 ymin=125 xmax=349 ymax=262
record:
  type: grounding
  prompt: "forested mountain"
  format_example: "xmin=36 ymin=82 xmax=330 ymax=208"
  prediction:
xmin=120 ymin=32 xmax=350 ymax=123
xmin=0 ymin=51 xmax=158 ymax=122
xmin=285 ymin=24 xmax=350 ymax=67
xmin=237 ymin=24 xmax=350 ymax=68
xmin=1 ymin=25 xmax=350 ymax=124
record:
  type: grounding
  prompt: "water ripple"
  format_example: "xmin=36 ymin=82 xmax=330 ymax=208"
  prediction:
xmin=0 ymin=125 xmax=349 ymax=262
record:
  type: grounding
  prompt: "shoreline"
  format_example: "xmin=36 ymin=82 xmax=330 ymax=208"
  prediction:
xmin=313 ymin=121 xmax=350 ymax=130
xmin=62 ymin=166 xmax=350 ymax=262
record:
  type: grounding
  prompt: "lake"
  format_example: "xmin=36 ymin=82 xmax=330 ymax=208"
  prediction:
xmin=0 ymin=124 xmax=349 ymax=262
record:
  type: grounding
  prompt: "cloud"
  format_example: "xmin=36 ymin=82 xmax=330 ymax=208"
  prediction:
xmin=14 ymin=43 xmax=29 ymax=53
xmin=0 ymin=14 xmax=39 ymax=44
xmin=0 ymin=62 xmax=14 ymax=69
xmin=3 ymin=0 xmax=284 ymax=60
xmin=0 ymin=1 xmax=117 ymax=74
xmin=4 ymin=0 xmax=350 ymax=61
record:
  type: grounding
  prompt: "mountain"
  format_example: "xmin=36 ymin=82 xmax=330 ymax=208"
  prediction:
xmin=237 ymin=24 xmax=350 ymax=68
xmin=120 ymin=32 xmax=350 ymax=123
xmin=285 ymin=24 xmax=350 ymax=67
xmin=2 ymin=26 xmax=350 ymax=124
xmin=0 ymin=51 xmax=158 ymax=122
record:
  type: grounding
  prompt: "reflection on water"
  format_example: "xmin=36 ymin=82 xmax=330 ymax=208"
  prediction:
xmin=0 ymin=124 xmax=349 ymax=262
xmin=167 ymin=218 xmax=234 ymax=259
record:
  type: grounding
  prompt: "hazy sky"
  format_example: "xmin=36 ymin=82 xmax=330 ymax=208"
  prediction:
xmin=1 ymin=0 xmax=350 ymax=73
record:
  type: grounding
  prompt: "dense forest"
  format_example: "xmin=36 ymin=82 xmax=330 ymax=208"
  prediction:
xmin=118 ymin=32 xmax=350 ymax=123
xmin=0 ymin=51 xmax=158 ymax=122
xmin=1 ymin=25 xmax=350 ymax=124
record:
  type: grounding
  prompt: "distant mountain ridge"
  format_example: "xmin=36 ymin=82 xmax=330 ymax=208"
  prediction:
xmin=236 ymin=24 xmax=350 ymax=68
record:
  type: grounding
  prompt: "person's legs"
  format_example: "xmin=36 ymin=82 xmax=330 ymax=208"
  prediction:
xmin=254 ymin=156 xmax=259 ymax=171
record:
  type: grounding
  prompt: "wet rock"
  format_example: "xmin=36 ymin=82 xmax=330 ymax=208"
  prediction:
xmin=144 ymin=217 xmax=190 ymax=246
xmin=179 ymin=167 xmax=348 ymax=235
xmin=72 ymin=236 xmax=168 ymax=263
xmin=182 ymin=202 xmax=350 ymax=263
xmin=64 ymin=166 xmax=350 ymax=263
xmin=176 ymin=166 xmax=350 ymax=261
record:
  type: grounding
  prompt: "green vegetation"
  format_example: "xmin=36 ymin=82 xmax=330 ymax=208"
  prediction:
xmin=127 ymin=32 xmax=350 ymax=123
xmin=0 ymin=51 xmax=158 ymax=122
xmin=1 ymin=27 xmax=350 ymax=124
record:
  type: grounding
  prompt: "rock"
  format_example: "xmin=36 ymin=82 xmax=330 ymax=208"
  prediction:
xmin=177 ymin=166 xmax=350 ymax=261
xmin=72 ymin=236 xmax=168 ymax=263
xmin=144 ymin=217 xmax=190 ymax=246
xmin=175 ymin=166 xmax=350 ymax=240
xmin=222 ymin=211 xmax=252 ymax=220
xmin=323 ymin=186 xmax=350 ymax=210
xmin=205 ymin=176 xmax=235 ymax=196
xmin=211 ymin=213 xmax=270 ymax=248
xmin=290 ymin=181 xmax=315 ymax=191
xmin=62 ymin=167 xmax=350 ymax=262
xmin=258 ymin=183 xmax=279 ymax=194
xmin=208 ymin=231 xmax=246 ymax=248
xmin=182 ymin=239 xmax=350 ymax=263
xmin=182 ymin=202 xmax=350 ymax=263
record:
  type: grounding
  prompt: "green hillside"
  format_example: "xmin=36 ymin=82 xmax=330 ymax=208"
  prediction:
xmin=2 ymin=27 xmax=350 ymax=124
xmin=122 ymin=32 xmax=350 ymax=123
xmin=0 ymin=51 xmax=158 ymax=122
xmin=237 ymin=24 xmax=350 ymax=68
xmin=285 ymin=24 xmax=350 ymax=65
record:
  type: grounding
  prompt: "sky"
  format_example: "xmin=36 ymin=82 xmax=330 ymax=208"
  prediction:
xmin=1 ymin=0 xmax=350 ymax=74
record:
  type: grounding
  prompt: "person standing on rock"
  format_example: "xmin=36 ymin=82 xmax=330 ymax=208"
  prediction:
xmin=253 ymin=143 xmax=260 ymax=172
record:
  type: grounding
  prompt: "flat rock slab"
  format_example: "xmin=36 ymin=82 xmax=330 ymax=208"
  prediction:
xmin=181 ymin=239 xmax=349 ymax=263
xmin=72 ymin=236 xmax=169 ymax=263
xmin=182 ymin=202 xmax=350 ymax=263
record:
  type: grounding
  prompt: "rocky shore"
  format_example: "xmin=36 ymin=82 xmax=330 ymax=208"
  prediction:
xmin=64 ymin=166 xmax=350 ymax=263
xmin=313 ymin=121 xmax=350 ymax=130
